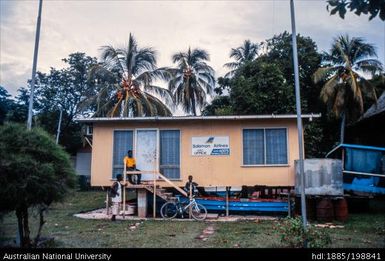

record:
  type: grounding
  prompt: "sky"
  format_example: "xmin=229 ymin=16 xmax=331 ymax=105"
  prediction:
xmin=1 ymin=0 xmax=384 ymax=98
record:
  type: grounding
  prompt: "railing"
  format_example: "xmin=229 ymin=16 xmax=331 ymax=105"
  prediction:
xmin=122 ymin=162 xmax=187 ymax=218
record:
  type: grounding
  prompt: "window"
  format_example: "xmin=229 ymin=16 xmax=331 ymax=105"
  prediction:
xmin=112 ymin=130 xmax=133 ymax=178
xmin=86 ymin=125 xmax=93 ymax=135
xmin=243 ymin=128 xmax=288 ymax=165
xmin=160 ymin=130 xmax=180 ymax=179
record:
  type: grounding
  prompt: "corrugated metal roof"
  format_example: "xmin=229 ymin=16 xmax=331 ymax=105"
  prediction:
xmin=362 ymin=92 xmax=385 ymax=119
xmin=75 ymin=114 xmax=321 ymax=123
xmin=326 ymin=143 xmax=385 ymax=157
xmin=340 ymin=143 xmax=385 ymax=151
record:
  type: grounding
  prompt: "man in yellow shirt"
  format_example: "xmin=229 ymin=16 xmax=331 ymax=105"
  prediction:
xmin=124 ymin=150 xmax=141 ymax=184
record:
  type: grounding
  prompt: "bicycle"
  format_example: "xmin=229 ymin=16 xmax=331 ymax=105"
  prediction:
xmin=160 ymin=195 xmax=207 ymax=221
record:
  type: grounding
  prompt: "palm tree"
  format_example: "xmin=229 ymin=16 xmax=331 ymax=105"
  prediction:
xmin=168 ymin=48 xmax=215 ymax=116
xmin=313 ymin=35 xmax=383 ymax=142
xmin=80 ymin=33 xmax=173 ymax=117
xmin=224 ymin=40 xmax=259 ymax=78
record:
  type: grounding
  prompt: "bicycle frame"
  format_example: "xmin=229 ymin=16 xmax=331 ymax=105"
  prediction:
xmin=176 ymin=198 xmax=198 ymax=216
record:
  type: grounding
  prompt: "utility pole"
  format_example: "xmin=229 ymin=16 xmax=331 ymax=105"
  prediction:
xmin=290 ymin=0 xmax=307 ymax=231
xmin=56 ymin=109 xmax=63 ymax=144
xmin=27 ymin=0 xmax=43 ymax=130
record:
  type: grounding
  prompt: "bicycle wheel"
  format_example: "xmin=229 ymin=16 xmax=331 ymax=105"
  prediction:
xmin=191 ymin=203 xmax=207 ymax=221
xmin=128 ymin=174 xmax=140 ymax=185
xmin=160 ymin=202 xmax=178 ymax=219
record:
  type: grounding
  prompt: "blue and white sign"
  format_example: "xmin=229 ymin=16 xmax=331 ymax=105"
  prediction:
xmin=192 ymin=136 xmax=230 ymax=156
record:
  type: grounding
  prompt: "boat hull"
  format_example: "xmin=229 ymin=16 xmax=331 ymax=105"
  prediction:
xmin=180 ymin=197 xmax=289 ymax=213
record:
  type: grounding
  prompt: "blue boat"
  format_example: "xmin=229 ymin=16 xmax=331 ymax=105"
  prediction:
xmin=179 ymin=196 xmax=289 ymax=213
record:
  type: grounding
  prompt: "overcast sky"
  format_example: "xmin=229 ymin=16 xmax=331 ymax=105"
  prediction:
xmin=1 ymin=0 xmax=384 ymax=98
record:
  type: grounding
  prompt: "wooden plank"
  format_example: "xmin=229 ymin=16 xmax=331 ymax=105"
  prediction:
xmin=137 ymin=189 xmax=147 ymax=218
xmin=106 ymin=190 xmax=110 ymax=215
xmin=189 ymin=182 xmax=192 ymax=219
xmin=153 ymin=172 xmax=156 ymax=218
xmin=158 ymin=172 xmax=188 ymax=197
xmin=225 ymin=187 xmax=228 ymax=216
xmin=125 ymin=170 xmax=158 ymax=175
xmin=123 ymin=163 xmax=126 ymax=219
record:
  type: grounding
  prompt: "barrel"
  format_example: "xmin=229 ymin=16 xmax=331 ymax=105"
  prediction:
xmin=306 ymin=197 xmax=317 ymax=220
xmin=316 ymin=198 xmax=334 ymax=222
xmin=333 ymin=198 xmax=348 ymax=222
xmin=294 ymin=197 xmax=316 ymax=220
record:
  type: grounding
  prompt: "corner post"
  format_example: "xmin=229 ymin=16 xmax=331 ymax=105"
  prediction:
xmin=123 ymin=162 xmax=126 ymax=219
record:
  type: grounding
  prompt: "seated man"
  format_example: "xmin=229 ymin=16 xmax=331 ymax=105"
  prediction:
xmin=184 ymin=175 xmax=198 ymax=197
xmin=124 ymin=150 xmax=141 ymax=184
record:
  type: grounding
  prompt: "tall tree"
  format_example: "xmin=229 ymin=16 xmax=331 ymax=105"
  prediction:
xmin=230 ymin=60 xmax=296 ymax=115
xmin=11 ymin=53 xmax=98 ymax=154
xmin=0 ymin=86 xmax=12 ymax=124
xmin=82 ymin=34 xmax=173 ymax=117
xmin=260 ymin=31 xmax=322 ymax=113
xmin=0 ymin=124 xmax=76 ymax=247
xmin=168 ymin=48 xmax=215 ymax=116
xmin=224 ymin=40 xmax=259 ymax=78
xmin=327 ymin=0 xmax=385 ymax=21
xmin=313 ymin=35 xmax=383 ymax=142
xmin=6 ymin=87 xmax=33 ymax=124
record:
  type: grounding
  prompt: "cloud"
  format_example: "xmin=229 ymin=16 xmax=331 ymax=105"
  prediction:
xmin=1 ymin=0 xmax=384 ymax=98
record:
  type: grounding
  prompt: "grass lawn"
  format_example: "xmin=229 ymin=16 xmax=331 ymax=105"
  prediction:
xmin=0 ymin=191 xmax=384 ymax=248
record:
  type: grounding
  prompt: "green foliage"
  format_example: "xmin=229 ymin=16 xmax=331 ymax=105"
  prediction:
xmin=304 ymin=120 xmax=325 ymax=158
xmin=0 ymin=123 xmax=76 ymax=212
xmin=224 ymin=40 xmax=259 ymax=78
xmin=276 ymin=217 xmax=332 ymax=248
xmin=169 ymin=48 xmax=215 ymax=116
xmin=0 ymin=123 xmax=76 ymax=246
xmin=261 ymin=31 xmax=323 ymax=113
xmin=314 ymin=35 xmax=382 ymax=122
xmin=327 ymin=0 xmax=385 ymax=21
xmin=0 ymin=86 xmax=12 ymax=124
xmin=7 ymin=53 xmax=97 ymax=154
xmin=230 ymin=61 xmax=296 ymax=115
xmin=202 ymin=96 xmax=232 ymax=116
xmin=84 ymin=33 xmax=173 ymax=117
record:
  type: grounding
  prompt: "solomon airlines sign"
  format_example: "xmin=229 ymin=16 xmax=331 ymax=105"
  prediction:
xmin=191 ymin=136 xmax=230 ymax=156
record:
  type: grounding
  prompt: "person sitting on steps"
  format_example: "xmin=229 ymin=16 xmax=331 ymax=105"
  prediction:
xmin=184 ymin=175 xmax=198 ymax=197
xmin=124 ymin=150 xmax=141 ymax=184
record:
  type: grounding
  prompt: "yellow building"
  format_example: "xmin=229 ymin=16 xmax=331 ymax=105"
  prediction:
xmin=78 ymin=114 xmax=319 ymax=189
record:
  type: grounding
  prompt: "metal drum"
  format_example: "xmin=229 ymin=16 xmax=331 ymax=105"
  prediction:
xmin=333 ymin=198 xmax=348 ymax=222
xmin=316 ymin=198 xmax=334 ymax=222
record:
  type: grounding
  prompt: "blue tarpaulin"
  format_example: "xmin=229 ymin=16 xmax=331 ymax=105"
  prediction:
xmin=326 ymin=143 xmax=385 ymax=195
xmin=345 ymin=148 xmax=383 ymax=173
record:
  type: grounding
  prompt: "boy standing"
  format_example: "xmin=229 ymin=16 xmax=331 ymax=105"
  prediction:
xmin=110 ymin=174 xmax=125 ymax=221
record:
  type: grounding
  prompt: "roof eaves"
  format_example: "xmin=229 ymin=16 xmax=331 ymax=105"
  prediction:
xmin=75 ymin=113 xmax=321 ymax=123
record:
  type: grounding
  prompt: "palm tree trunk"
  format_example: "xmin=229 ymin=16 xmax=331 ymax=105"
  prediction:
xmin=191 ymin=93 xmax=197 ymax=116
xmin=340 ymin=112 xmax=346 ymax=144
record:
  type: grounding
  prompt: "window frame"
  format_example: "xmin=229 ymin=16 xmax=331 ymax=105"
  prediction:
xmin=242 ymin=127 xmax=289 ymax=167
xmin=159 ymin=129 xmax=182 ymax=180
xmin=111 ymin=129 xmax=135 ymax=179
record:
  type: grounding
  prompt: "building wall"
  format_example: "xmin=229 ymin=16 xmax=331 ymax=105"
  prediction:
xmin=90 ymin=119 xmax=301 ymax=187
xmin=75 ymin=152 xmax=92 ymax=176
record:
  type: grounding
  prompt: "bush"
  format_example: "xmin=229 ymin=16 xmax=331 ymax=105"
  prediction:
xmin=276 ymin=217 xmax=332 ymax=248
xmin=0 ymin=123 xmax=76 ymax=247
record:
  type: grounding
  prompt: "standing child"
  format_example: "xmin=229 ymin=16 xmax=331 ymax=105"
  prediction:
xmin=110 ymin=174 xmax=125 ymax=221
